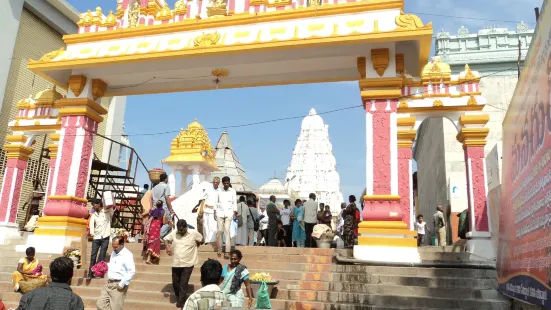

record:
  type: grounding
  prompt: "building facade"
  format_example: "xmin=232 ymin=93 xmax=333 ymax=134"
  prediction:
xmin=414 ymin=23 xmax=534 ymax=244
xmin=0 ymin=0 xmax=127 ymax=229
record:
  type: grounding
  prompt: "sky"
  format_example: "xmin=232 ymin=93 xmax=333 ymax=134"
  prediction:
xmin=66 ymin=0 xmax=540 ymax=200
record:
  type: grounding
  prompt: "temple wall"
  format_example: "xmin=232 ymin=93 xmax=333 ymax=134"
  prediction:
xmin=413 ymin=118 xmax=448 ymax=245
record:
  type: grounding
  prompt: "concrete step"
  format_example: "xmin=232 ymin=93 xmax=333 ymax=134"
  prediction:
xmin=0 ymin=280 xmax=506 ymax=308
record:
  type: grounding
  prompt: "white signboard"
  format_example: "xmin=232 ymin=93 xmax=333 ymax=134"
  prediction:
xmin=486 ymin=142 xmax=502 ymax=191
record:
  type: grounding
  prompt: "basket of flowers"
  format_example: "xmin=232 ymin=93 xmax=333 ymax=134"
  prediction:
xmin=63 ymin=247 xmax=81 ymax=267
xmin=112 ymin=228 xmax=130 ymax=243
xmin=148 ymin=168 xmax=166 ymax=184
xmin=249 ymin=272 xmax=279 ymax=298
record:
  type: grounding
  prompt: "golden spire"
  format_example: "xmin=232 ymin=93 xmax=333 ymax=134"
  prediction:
xmin=162 ymin=120 xmax=218 ymax=170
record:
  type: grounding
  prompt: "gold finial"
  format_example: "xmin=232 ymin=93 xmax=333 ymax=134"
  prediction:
xmin=156 ymin=3 xmax=173 ymax=20
xmin=207 ymin=0 xmax=227 ymax=17
xmin=105 ymin=10 xmax=117 ymax=26
xmin=467 ymin=95 xmax=477 ymax=106
xmin=432 ymin=100 xmax=444 ymax=107
xmin=174 ymin=0 xmax=187 ymax=15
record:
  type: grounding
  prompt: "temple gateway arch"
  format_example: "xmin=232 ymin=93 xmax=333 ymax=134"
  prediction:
xmin=0 ymin=0 xmax=492 ymax=262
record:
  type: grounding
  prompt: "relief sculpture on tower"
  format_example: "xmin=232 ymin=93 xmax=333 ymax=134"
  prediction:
xmin=207 ymin=0 xmax=228 ymax=17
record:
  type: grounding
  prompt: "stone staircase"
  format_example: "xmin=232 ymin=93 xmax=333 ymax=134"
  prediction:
xmin=0 ymin=243 xmax=511 ymax=309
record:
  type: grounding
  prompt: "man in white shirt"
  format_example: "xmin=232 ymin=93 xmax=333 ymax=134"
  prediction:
xmin=303 ymin=193 xmax=318 ymax=248
xmin=201 ymin=177 xmax=220 ymax=244
xmin=257 ymin=205 xmax=269 ymax=246
xmin=183 ymin=259 xmax=227 ymax=310
xmin=88 ymin=199 xmax=114 ymax=280
xmin=164 ymin=219 xmax=204 ymax=310
xmin=217 ymin=176 xmax=237 ymax=258
xmin=96 ymin=236 xmax=136 ymax=310
xmin=281 ymin=199 xmax=293 ymax=247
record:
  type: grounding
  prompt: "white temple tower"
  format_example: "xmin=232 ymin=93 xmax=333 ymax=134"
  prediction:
xmin=285 ymin=108 xmax=344 ymax=213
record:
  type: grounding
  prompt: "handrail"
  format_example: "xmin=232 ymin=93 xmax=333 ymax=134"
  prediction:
xmin=95 ymin=133 xmax=149 ymax=173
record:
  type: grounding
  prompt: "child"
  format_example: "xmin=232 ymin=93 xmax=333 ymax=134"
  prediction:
xmin=414 ymin=215 xmax=431 ymax=246
xmin=276 ymin=220 xmax=286 ymax=247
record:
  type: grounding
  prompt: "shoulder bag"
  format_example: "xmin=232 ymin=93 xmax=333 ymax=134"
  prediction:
xmin=249 ymin=208 xmax=259 ymax=231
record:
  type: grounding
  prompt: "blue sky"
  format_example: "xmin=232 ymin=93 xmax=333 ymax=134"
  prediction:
xmin=67 ymin=0 xmax=538 ymax=200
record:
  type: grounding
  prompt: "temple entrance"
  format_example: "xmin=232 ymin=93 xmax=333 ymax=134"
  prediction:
xmin=0 ymin=0 xmax=492 ymax=262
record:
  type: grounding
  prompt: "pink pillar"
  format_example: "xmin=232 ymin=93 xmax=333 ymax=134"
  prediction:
xmin=0 ymin=145 xmax=33 ymax=224
xmin=43 ymin=114 xmax=98 ymax=219
xmin=464 ymin=146 xmax=489 ymax=232
xmin=363 ymin=99 xmax=402 ymax=222
xmin=398 ymin=147 xmax=412 ymax=229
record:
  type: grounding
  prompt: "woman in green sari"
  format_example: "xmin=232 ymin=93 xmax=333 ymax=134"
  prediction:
xmin=220 ymin=250 xmax=254 ymax=308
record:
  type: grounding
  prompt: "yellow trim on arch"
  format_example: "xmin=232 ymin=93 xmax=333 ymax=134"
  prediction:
xmin=47 ymin=196 xmax=89 ymax=204
xmin=35 ymin=215 xmax=88 ymax=226
xmin=34 ymin=228 xmax=86 ymax=237
xmin=29 ymin=28 xmax=433 ymax=73
xmin=64 ymin=1 xmax=405 ymax=45
xmin=358 ymin=236 xmax=417 ymax=247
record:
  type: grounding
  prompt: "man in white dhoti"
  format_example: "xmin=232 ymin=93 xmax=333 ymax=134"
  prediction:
xmin=202 ymin=177 xmax=220 ymax=244
xmin=235 ymin=196 xmax=249 ymax=246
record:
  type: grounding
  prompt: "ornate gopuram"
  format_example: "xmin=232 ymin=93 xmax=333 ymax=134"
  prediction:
xmin=0 ymin=0 xmax=491 ymax=260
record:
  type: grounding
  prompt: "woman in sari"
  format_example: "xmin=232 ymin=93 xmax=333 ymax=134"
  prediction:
xmin=12 ymin=247 xmax=44 ymax=291
xmin=343 ymin=195 xmax=358 ymax=249
xmin=145 ymin=200 xmax=165 ymax=264
xmin=220 ymin=250 xmax=254 ymax=308
xmin=292 ymin=199 xmax=306 ymax=248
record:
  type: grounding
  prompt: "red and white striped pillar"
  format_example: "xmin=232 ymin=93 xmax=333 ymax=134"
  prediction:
xmin=456 ymin=115 xmax=493 ymax=259
xmin=397 ymin=117 xmax=416 ymax=230
xmin=0 ymin=140 xmax=33 ymax=243
xmin=33 ymin=76 xmax=108 ymax=241
xmin=362 ymin=99 xmax=402 ymax=221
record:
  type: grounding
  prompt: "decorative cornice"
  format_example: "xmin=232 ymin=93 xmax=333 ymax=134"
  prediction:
xmin=459 ymin=114 xmax=489 ymax=126
xmin=91 ymin=79 xmax=108 ymax=101
xmin=360 ymin=89 xmax=402 ymax=100
xmin=456 ymin=127 xmax=489 ymax=148
xmin=397 ymin=117 xmax=415 ymax=127
xmin=364 ymin=194 xmax=401 ymax=201
xmin=395 ymin=53 xmax=404 ymax=74
xmin=357 ymin=57 xmax=366 ymax=79
xmin=67 ymin=75 xmax=87 ymax=97
xmin=4 ymin=144 xmax=34 ymax=160
xmin=358 ymin=77 xmax=403 ymax=89
xmin=371 ymin=48 xmax=389 ymax=77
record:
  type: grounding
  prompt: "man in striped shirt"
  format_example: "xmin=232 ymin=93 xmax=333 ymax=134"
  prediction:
xmin=183 ymin=259 xmax=227 ymax=310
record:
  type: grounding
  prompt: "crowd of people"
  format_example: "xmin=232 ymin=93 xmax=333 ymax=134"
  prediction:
xmin=194 ymin=177 xmax=363 ymax=250
xmin=11 ymin=174 xmax=366 ymax=310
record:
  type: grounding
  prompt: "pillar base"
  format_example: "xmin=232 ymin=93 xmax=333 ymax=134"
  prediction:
xmin=15 ymin=216 xmax=88 ymax=254
xmin=355 ymin=220 xmax=419 ymax=263
xmin=353 ymin=245 xmax=421 ymax=263
xmin=0 ymin=222 xmax=22 ymax=245
xmin=466 ymin=231 xmax=495 ymax=261
xmin=16 ymin=234 xmax=82 ymax=254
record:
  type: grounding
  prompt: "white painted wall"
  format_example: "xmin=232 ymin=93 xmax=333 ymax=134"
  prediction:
xmin=101 ymin=96 xmax=128 ymax=167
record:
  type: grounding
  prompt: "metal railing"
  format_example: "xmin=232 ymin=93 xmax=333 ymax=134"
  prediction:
xmin=87 ymin=134 xmax=149 ymax=234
